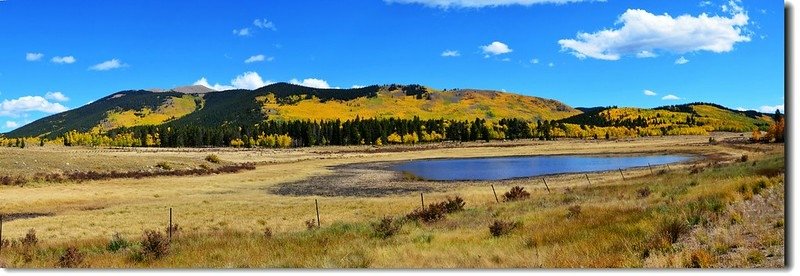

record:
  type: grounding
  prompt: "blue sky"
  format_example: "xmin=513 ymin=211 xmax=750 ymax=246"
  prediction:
xmin=0 ymin=0 xmax=785 ymax=132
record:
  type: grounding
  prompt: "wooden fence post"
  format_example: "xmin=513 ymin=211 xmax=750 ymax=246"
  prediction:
xmin=618 ymin=168 xmax=626 ymax=181
xmin=491 ymin=185 xmax=499 ymax=203
xmin=169 ymin=208 xmax=173 ymax=242
xmin=647 ymin=163 xmax=654 ymax=174
xmin=315 ymin=199 xmax=321 ymax=227
xmin=585 ymin=174 xmax=592 ymax=186
xmin=0 ymin=214 xmax=4 ymax=254
xmin=542 ymin=178 xmax=551 ymax=193
xmin=420 ymin=193 xmax=425 ymax=210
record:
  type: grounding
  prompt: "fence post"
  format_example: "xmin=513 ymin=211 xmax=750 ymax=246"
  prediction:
xmin=647 ymin=163 xmax=653 ymax=174
xmin=491 ymin=185 xmax=499 ymax=203
xmin=420 ymin=193 xmax=425 ymax=210
xmin=542 ymin=178 xmax=551 ymax=193
xmin=169 ymin=208 xmax=173 ymax=242
xmin=315 ymin=199 xmax=321 ymax=227
xmin=667 ymin=164 xmax=671 ymax=171
xmin=585 ymin=174 xmax=592 ymax=186
xmin=0 ymin=214 xmax=3 ymax=254
xmin=618 ymin=168 xmax=626 ymax=181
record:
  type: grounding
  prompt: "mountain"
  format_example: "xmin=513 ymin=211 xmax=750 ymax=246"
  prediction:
xmin=559 ymin=103 xmax=774 ymax=133
xmin=7 ymin=83 xmax=580 ymax=138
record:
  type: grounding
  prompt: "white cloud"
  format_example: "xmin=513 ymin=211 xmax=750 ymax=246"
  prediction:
xmin=5 ymin=121 xmax=19 ymax=129
xmin=253 ymin=19 xmax=277 ymax=31
xmin=385 ymin=0 xmax=596 ymax=8
xmin=44 ymin=91 xmax=69 ymax=102
xmin=194 ymin=71 xmax=272 ymax=91
xmin=758 ymin=105 xmax=784 ymax=113
xmin=233 ymin=28 xmax=251 ymax=36
xmin=530 ymin=58 xmax=539 ymax=64
xmin=736 ymin=107 xmax=748 ymax=111
xmin=441 ymin=50 xmax=460 ymax=57
xmin=661 ymin=94 xmax=681 ymax=100
xmin=89 ymin=59 xmax=127 ymax=71
xmin=290 ymin=78 xmax=331 ymax=89
xmin=699 ymin=1 xmax=712 ymax=7
xmin=26 ymin=52 xmax=43 ymax=61
xmin=548 ymin=62 xmax=555 ymax=67
xmin=51 ymin=56 xmax=76 ymax=64
xmin=245 ymin=54 xmax=268 ymax=63
xmin=501 ymin=57 xmax=511 ymax=62
xmin=643 ymin=89 xmax=657 ymax=96
xmin=558 ymin=9 xmax=750 ymax=61
xmin=636 ymin=50 xmax=657 ymax=58
xmin=0 ymin=96 xmax=69 ymax=117
xmin=481 ymin=41 xmax=512 ymax=55
xmin=351 ymin=85 xmax=366 ymax=89
xmin=674 ymin=56 xmax=690 ymax=64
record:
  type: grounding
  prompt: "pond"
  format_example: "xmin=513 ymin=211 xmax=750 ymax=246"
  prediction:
xmin=391 ymin=154 xmax=693 ymax=181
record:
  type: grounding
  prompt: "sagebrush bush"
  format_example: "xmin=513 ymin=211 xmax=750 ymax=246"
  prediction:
xmin=406 ymin=196 xmax=466 ymax=223
xmin=305 ymin=219 xmax=318 ymax=230
xmin=636 ymin=187 xmax=652 ymax=198
xmin=57 ymin=246 xmax=85 ymax=268
xmin=140 ymin=230 xmax=169 ymax=260
xmin=107 ymin=233 xmax=130 ymax=252
xmin=688 ymin=249 xmax=713 ymax=268
xmin=489 ymin=220 xmax=519 ymax=237
xmin=205 ymin=154 xmax=221 ymax=164
xmin=502 ymin=186 xmax=530 ymax=202
xmin=21 ymin=229 xmax=38 ymax=247
xmin=371 ymin=217 xmax=401 ymax=239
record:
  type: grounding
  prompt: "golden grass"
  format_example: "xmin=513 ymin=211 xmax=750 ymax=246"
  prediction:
xmin=0 ymin=134 xmax=784 ymax=268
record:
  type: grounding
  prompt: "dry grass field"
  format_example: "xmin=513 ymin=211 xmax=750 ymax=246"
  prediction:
xmin=0 ymin=132 xmax=784 ymax=268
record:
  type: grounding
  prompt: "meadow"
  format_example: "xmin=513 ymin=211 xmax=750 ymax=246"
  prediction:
xmin=0 ymin=133 xmax=784 ymax=268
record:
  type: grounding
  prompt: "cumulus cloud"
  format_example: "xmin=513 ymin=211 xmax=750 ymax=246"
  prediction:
xmin=661 ymin=94 xmax=681 ymax=100
xmin=1 ymin=96 xmax=69 ymax=117
xmin=233 ymin=28 xmax=251 ymax=36
xmin=51 ymin=56 xmax=76 ymax=64
xmin=253 ymin=19 xmax=277 ymax=31
xmin=643 ymin=90 xmax=657 ymax=96
xmin=675 ymin=56 xmax=690 ymax=64
xmin=45 ymin=91 xmax=69 ymax=102
xmin=290 ymin=78 xmax=331 ymax=89
xmin=441 ymin=50 xmax=460 ymax=57
xmin=481 ymin=41 xmax=512 ymax=56
xmin=530 ymin=58 xmax=539 ymax=64
xmin=385 ymin=0 xmax=595 ymax=8
xmin=89 ymin=59 xmax=127 ymax=71
xmin=759 ymin=105 xmax=784 ymax=113
xmin=5 ymin=121 xmax=19 ymax=129
xmin=245 ymin=54 xmax=267 ymax=63
xmin=558 ymin=9 xmax=750 ymax=60
xmin=194 ymin=71 xmax=272 ymax=91
xmin=636 ymin=50 xmax=657 ymax=58
xmin=26 ymin=52 xmax=44 ymax=61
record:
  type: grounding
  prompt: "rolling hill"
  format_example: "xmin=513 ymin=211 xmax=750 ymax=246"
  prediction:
xmin=6 ymin=83 xmax=581 ymax=138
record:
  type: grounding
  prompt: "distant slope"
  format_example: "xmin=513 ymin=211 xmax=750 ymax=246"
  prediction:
xmin=6 ymin=83 xmax=580 ymax=138
xmin=8 ymin=91 xmax=199 ymax=138
xmin=559 ymin=103 xmax=773 ymax=133
xmin=256 ymin=84 xmax=578 ymax=122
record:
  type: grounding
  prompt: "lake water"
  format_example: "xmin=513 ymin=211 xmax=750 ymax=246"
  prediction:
xmin=391 ymin=155 xmax=693 ymax=181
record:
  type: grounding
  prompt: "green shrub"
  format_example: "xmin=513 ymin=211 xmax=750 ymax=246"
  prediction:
xmin=107 ymin=233 xmax=130 ymax=252
xmin=371 ymin=217 xmax=401 ymax=239
xmin=205 ymin=154 xmax=221 ymax=164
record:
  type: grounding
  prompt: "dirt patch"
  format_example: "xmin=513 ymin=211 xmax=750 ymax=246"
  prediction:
xmin=1 ymin=212 xmax=54 ymax=222
xmin=271 ymin=162 xmax=451 ymax=197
